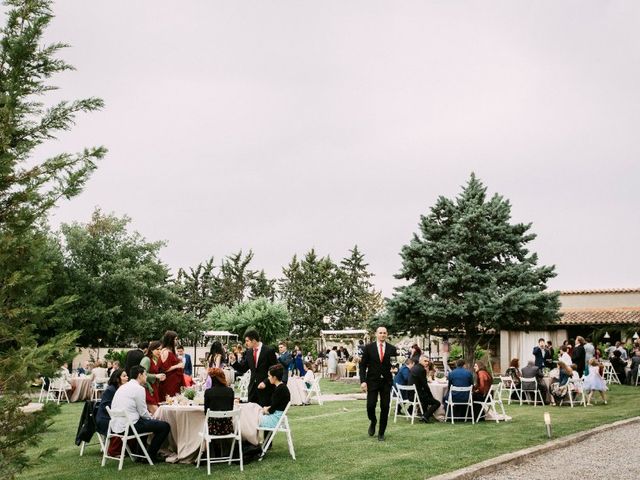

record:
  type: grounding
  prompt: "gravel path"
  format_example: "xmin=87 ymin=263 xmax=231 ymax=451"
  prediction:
xmin=475 ymin=421 xmax=640 ymax=480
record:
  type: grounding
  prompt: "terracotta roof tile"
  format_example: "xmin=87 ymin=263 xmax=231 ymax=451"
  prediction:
xmin=561 ymin=287 xmax=640 ymax=295
xmin=557 ymin=307 xmax=640 ymax=325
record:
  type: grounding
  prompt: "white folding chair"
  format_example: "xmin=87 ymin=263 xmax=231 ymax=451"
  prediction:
xmin=257 ymin=403 xmax=295 ymax=461
xmin=237 ymin=371 xmax=251 ymax=402
xmin=303 ymin=376 xmax=323 ymax=405
xmin=499 ymin=376 xmax=521 ymax=405
xmin=46 ymin=377 xmax=70 ymax=404
xmin=38 ymin=376 xmax=48 ymax=403
xmin=603 ymin=362 xmax=621 ymax=385
xmin=92 ymin=379 xmax=107 ymax=401
xmin=389 ymin=385 xmax=401 ymax=412
xmin=80 ymin=433 xmax=106 ymax=456
xmin=444 ymin=386 xmax=474 ymax=424
xmin=519 ymin=377 xmax=545 ymax=406
xmin=561 ymin=378 xmax=587 ymax=408
xmin=474 ymin=384 xmax=506 ymax=423
xmin=101 ymin=407 xmax=153 ymax=470
xmin=196 ymin=409 xmax=243 ymax=474
xmin=393 ymin=384 xmax=423 ymax=424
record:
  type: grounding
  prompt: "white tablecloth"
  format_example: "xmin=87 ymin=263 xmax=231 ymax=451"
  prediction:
xmin=428 ymin=382 xmax=449 ymax=421
xmin=153 ymin=402 xmax=262 ymax=463
xmin=69 ymin=377 xmax=93 ymax=402
xmin=287 ymin=378 xmax=308 ymax=405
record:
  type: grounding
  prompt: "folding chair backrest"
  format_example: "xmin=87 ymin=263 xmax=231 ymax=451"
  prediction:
xmin=205 ymin=409 xmax=241 ymax=435
xmin=449 ymin=385 xmax=472 ymax=402
xmin=520 ymin=377 xmax=538 ymax=390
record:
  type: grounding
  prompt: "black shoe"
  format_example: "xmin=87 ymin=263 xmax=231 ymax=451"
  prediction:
xmin=377 ymin=434 xmax=385 ymax=441
xmin=368 ymin=422 xmax=375 ymax=436
xmin=419 ymin=416 xmax=430 ymax=424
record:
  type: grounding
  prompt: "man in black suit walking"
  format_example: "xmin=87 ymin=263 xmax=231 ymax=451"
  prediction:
xmin=359 ymin=326 xmax=397 ymax=441
xmin=244 ymin=328 xmax=278 ymax=406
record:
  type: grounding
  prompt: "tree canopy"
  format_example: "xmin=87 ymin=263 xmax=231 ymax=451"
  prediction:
xmin=387 ymin=173 xmax=560 ymax=365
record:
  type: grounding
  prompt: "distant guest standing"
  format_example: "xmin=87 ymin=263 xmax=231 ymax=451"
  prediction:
xmin=360 ymin=326 xmax=398 ymax=441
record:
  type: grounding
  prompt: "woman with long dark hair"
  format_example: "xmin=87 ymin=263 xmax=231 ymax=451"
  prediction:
xmin=95 ymin=368 xmax=128 ymax=435
xmin=207 ymin=341 xmax=226 ymax=368
xmin=157 ymin=330 xmax=184 ymax=399
xmin=139 ymin=340 xmax=166 ymax=414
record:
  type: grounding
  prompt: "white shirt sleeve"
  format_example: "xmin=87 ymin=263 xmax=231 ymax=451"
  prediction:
xmin=135 ymin=384 xmax=151 ymax=419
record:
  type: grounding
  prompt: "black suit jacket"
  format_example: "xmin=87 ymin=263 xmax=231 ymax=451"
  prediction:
xmin=407 ymin=363 xmax=434 ymax=401
xmin=247 ymin=344 xmax=278 ymax=404
xmin=359 ymin=341 xmax=398 ymax=389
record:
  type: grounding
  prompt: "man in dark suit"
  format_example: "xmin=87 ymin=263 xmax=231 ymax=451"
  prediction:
xmin=277 ymin=342 xmax=294 ymax=384
xmin=532 ymin=338 xmax=549 ymax=370
xmin=408 ymin=355 xmax=441 ymax=423
xmin=521 ymin=357 xmax=550 ymax=404
xmin=359 ymin=326 xmax=397 ymax=441
xmin=124 ymin=341 xmax=148 ymax=378
xmin=244 ymin=329 xmax=278 ymax=406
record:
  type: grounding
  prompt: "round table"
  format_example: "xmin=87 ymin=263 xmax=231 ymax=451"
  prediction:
xmin=69 ymin=376 xmax=93 ymax=402
xmin=154 ymin=404 xmax=206 ymax=463
xmin=427 ymin=382 xmax=449 ymax=421
xmin=153 ymin=403 xmax=262 ymax=463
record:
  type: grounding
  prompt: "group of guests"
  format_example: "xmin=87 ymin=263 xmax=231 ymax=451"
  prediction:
xmin=93 ymin=328 xmax=296 ymax=464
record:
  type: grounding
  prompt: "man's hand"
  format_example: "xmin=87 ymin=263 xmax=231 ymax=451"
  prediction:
xmin=360 ymin=382 xmax=367 ymax=392
xmin=257 ymin=382 xmax=266 ymax=390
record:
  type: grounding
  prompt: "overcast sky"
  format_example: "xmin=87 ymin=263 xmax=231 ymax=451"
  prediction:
xmin=23 ymin=1 xmax=640 ymax=297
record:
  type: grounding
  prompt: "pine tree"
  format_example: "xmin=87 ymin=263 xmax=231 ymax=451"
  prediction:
xmin=0 ymin=1 xmax=106 ymax=476
xmin=279 ymin=249 xmax=341 ymax=337
xmin=249 ymin=269 xmax=276 ymax=301
xmin=214 ymin=250 xmax=255 ymax=306
xmin=335 ymin=245 xmax=383 ymax=329
xmin=387 ymin=173 xmax=560 ymax=367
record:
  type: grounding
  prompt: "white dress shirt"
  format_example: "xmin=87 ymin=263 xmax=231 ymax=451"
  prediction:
xmin=110 ymin=380 xmax=151 ymax=432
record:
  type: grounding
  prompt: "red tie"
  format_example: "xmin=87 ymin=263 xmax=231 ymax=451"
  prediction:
xmin=254 ymin=348 xmax=258 ymax=366
xmin=379 ymin=343 xmax=384 ymax=362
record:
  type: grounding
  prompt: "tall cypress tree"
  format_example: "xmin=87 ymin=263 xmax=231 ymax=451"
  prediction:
xmin=0 ymin=1 xmax=106 ymax=476
xmin=388 ymin=174 xmax=560 ymax=367
xmin=336 ymin=245 xmax=383 ymax=329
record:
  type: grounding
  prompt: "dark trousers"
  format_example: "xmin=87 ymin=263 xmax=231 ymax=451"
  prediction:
xmin=134 ymin=417 xmax=170 ymax=459
xmin=417 ymin=392 xmax=441 ymax=420
xmin=366 ymin=383 xmax=391 ymax=435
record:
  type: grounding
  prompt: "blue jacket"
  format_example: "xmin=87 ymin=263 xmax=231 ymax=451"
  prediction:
xmin=448 ymin=367 xmax=473 ymax=402
xmin=394 ymin=364 xmax=411 ymax=387
xmin=183 ymin=353 xmax=193 ymax=376
xmin=278 ymin=351 xmax=293 ymax=383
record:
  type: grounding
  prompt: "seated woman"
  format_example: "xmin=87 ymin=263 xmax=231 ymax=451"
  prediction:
xmin=259 ymin=364 xmax=290 ymax=428
xmin=204 ymin=367 xmax=236 ymax=456
xmin=583 ymin=358 xmax=607 ymax=405
xmin=472 ymin=361 xmax=493 ymax=421
xmin=550 ymin=361 xmax=573 ymax=404
xmin=505 ymin=358 xmax=521 ymax=386
xmin=95 ymin=368 xmax=128 ymax=436
xmin=303 ymin=362 xmax=315 ymax=388
xmin=139 ymin=341 xmax=166 ymax=414
xmin=609 ymin=350 xmax=627 ymax=384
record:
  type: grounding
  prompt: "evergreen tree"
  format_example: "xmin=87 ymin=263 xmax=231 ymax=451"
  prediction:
xmin=387 ymin=174 xmax=560 ymax=367
xmin=0 ymin=1 xmax=106 ymax=476
xmin=280 ymin=249 xmax=341 ymax=336
xmin=214 ymin=250 xmax=255 ymax=306
xmin=336 ymin=245 xmax=383 ymax=329
xmin=249 ymin=269 xmax=276 ymax=301
xmin=174 ymin=257 xmax=218 ymax=350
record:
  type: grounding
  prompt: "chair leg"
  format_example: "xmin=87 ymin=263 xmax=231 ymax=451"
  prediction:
xmin=239 ymin=438 xmax=244 ymax=471
xmin=196 ymin=439 xmax=203 ymax=468
xmin=118 ymin=436 xmax=127 ymax=471
xmin=206 ymin=440 xmax=211 ymax=475
xmin=286 ymin=429 xmax=296 ymax=460
xmin=80 ymin=441 xmax=85 ymax=456
xmin=101 ymin=437 xmax=109 ymax=467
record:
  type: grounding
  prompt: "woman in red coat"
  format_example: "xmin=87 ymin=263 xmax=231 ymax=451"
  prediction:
xmin=157 ymin=330 xmax=184 ymax=400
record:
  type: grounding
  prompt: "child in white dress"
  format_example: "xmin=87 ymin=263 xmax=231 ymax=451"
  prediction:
xmin=583 ymin=358 xmax=608 ymax=405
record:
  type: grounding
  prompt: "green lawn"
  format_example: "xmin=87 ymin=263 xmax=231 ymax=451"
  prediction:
xmin=18 ymin=385 xmax=640 ymax=480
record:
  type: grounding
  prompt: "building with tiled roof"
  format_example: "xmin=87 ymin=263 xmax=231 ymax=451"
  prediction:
xmin=499 ymin=288 xmax=640 ymax=373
